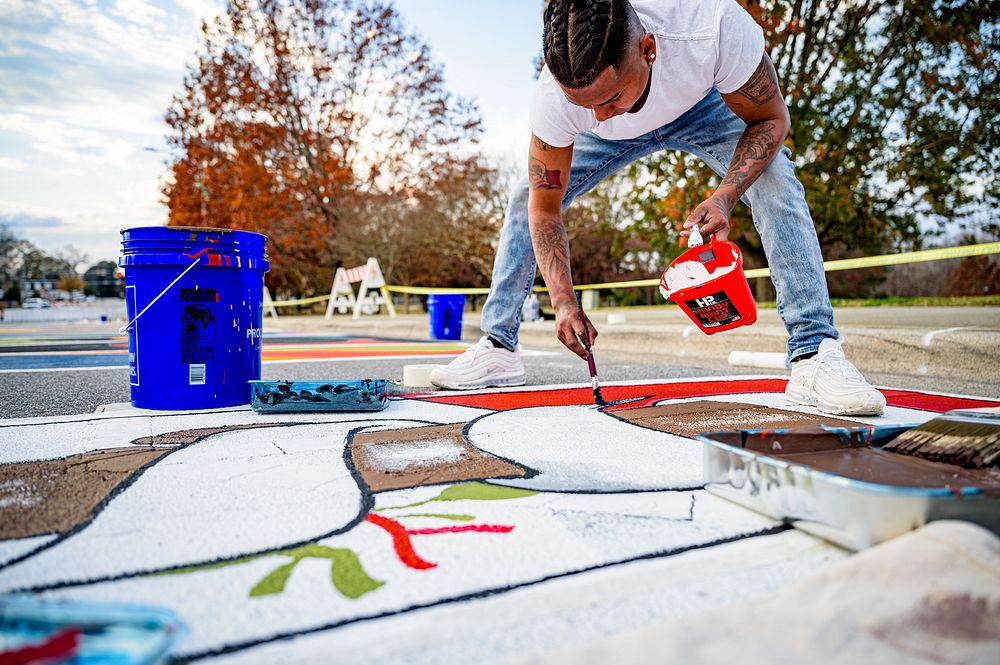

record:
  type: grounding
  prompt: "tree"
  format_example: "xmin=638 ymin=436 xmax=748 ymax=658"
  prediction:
xmin=84 ymin=261 xmax=125 ymax=298
xmin=0 ymin=223 xmax=79 ymax=288
xmin=0 ymin=223 xmax=31 ymax=293
xmin=628 ymin=0 xmax=999 ymax=298
xmin=164 ymin=0 xmax=485 ymax=294
xmin=332 ymin=157 xmax=508 ymax=289
xmin=56 ymin=274 xmax=85 ymax=293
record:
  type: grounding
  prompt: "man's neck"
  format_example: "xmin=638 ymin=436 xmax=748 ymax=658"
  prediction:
xmin=628 ymin=63 xmax=653 ymax=114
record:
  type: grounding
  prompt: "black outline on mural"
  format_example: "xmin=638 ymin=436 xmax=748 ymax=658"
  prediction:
xmin=462 ymin=405 xmax=706 ymax=494
xmin=0 ymin=407 xmax=250 ymax=430
xmin=2 ymin=382 xmax=976 ymax=660
xmin=176 ymin=525 xmax=790 ymax=662
xmin=0 ymin=418 xmax=449 ymax=593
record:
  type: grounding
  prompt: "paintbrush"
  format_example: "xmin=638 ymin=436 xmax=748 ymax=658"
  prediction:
xmin=882 ymin=409 xmax=1000 ymax=469
xmin=576 ymin=305 xmax=605 ymax=406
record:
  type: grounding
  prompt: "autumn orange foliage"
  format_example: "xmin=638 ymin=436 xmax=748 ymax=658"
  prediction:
xmin=163 ymin=0 xmax=496 ymax=296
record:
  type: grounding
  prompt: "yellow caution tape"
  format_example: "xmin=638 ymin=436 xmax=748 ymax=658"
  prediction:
xmin=382 ymin=241 xmax=1000 ymax=295
xmin=273 ymin=241 xmax=1000 ymax=302
xmin=383 ymin=286 xmax=492 ymax=296
xmin=271 ymin=294 xmax=332 ymax=307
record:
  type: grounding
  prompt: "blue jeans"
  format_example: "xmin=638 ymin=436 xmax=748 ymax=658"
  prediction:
xmin=481 ymin=88 xmax=837 ymax=362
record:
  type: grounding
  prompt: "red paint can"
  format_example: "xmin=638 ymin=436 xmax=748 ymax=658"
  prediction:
xmin=659 ymin=239 xmax=757 ymax=335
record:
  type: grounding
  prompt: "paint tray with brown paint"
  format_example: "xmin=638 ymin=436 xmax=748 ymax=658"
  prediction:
xmin=697 ymin=422 xmax=1000 ymax=551
xmin=249 ymin=379 xmax=391 ymax=413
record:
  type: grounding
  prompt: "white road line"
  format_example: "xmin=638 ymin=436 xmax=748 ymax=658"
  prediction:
xmin=921 ymin=326 xmax=967 ymax=347
xmin=0 ymin=348 xmax=561 ymax=373
xmin=0 ymin=365 xmax=128 ymax=373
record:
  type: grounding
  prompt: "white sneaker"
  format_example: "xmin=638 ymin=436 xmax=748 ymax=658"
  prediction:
xmin=785 ymin=338 xmax=886 ymax=416
xmin=429 ymin=336 xmax=526 ymax=390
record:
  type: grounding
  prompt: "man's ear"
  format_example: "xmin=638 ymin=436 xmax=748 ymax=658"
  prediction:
xmin=640 ymin=33 xmax=656 ymax=64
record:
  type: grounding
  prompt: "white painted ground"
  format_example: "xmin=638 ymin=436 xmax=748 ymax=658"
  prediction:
xmin=0 ymin=380 xmax=965 ymax=662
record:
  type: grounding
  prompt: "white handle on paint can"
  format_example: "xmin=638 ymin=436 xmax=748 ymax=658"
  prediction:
xmin=118 ymin=257 xmax=202 ymax=334
xmin=687 ymin=224 xmax=704 ymax=248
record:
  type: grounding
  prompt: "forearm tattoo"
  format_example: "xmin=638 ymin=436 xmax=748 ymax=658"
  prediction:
xmin=721 ymin=120 xmax=779 ymax=203
xmin=529 ymin=156 xmax=563 ymax=190
xmin=736 ymin=57 xmax=779 ymax=105
xmin=532 ymin=136 xmax=557 ymax=152
xmin=530 ymin=215 xmax=574 ymax=305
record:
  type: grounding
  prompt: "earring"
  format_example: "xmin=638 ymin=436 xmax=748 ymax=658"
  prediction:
xmin=649 ymin=52 xmax=656 ymax=61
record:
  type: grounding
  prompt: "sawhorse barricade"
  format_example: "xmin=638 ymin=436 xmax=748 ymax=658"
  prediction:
xmin=325 ymin=258 xmax=396 ymax=320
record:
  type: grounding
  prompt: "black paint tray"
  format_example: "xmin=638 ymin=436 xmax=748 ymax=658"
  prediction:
xmin=249 ymin=379 xmax=391 ymax=413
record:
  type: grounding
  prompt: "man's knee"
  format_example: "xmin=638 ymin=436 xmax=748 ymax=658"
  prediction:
xmin=748 ymin=147 xmax=807 ymax=210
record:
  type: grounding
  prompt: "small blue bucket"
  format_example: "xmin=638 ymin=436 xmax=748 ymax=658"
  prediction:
xmin=427 ymin=294 xmax=465 ymax=341
xmin=119 ymin=226 xmax=269 ymax=410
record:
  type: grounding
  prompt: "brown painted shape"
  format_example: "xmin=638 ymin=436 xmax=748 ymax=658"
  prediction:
xmin=0 ymin=447 xmax=170 ymax=540
xmin=2 ymin=423 xmax=285 ymax=542
xmin=624 ymin=402 xmax=1000 ymax=491
xmin=352 ymin=423 xmax=527 ymax=492
xmin=614 ymin=400 xmax=858 ymax=438
xmin=132 ymin=423 xmax=280 ymax=446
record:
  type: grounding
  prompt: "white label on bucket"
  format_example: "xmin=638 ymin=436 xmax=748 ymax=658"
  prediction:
xmin=189 ymin=364 xmax=206 ymax=385
xmin=180 ymin=288 xmax=216 ymax=364
xmin=126 ymin=285 xmax=139 ymax=387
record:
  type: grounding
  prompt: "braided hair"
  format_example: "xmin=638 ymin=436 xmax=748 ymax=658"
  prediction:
xmin=543 ymin=0 xmax=636 ymax=89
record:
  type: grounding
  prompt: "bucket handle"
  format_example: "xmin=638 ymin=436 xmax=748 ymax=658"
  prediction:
xmin=118 ymin=256 xmax=202 ymax=334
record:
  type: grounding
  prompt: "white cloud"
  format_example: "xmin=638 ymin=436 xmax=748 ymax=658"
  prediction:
xmin=110 ymin=0 xmax=168 ymax=28
xmin=0 ymin=157 xmax=26 ymax=171
xmin=0 ymin=0 xmax=223 ymax=262
xmin=0 ymin=113 xmax=136 ymax=167
xmin=0 ymin=211 xmax=64 ymax=228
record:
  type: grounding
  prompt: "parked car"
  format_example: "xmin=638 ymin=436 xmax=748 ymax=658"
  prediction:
xmin=22 ymin=297 xmax=51 ymax=309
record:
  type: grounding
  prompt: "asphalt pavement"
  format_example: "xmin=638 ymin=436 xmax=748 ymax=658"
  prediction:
xmin=1 ymin=305 xmax=997 ymax=419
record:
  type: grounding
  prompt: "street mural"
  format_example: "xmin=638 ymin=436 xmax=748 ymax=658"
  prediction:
xmin=0 ymin=378 xmax=993 ymax=662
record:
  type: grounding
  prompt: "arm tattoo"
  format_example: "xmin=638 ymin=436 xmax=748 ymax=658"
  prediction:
xmin=529 ymin=156 xmax=563 ymax=190
xmin=530 ymin=214 xmax=574 ymax=304
xmin=532 ymin=136 xmax=557 ymax=152
xmin=721 ymin=120 xmax=779 ymax=201
xmin=735 ymin=56 xmax=779 ymax=105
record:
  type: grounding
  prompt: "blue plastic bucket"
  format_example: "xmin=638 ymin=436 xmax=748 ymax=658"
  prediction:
xmin=119 ymin=226 xmax=269 ymax=410
xmin=427 ymin=294 xmax=465 ymax=341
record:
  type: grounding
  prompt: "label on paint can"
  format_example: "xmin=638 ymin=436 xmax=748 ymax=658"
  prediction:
xmin=126 ymin=285 xmax=139 ymax=386
xmin=684 ymin=290 xmax=742 ymax=328
xmin=189 ymin=363 xmax=206 ymax=385
xmin=180 ymin=288 xmax=216 ymax=364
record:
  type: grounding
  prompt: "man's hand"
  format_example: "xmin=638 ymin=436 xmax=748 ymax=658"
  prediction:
xmin=681 ymin=192 xmax=735 ymax=242
xmin=553 ymin=301 xmax=598 ymax=360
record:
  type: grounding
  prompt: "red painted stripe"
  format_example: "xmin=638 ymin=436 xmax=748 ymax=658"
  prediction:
xmin=0 ymin=628 xmax=80 ymax=665
xmin=417 ymin=380 xmax=999 ymax=414
xmin=419 ymin=379 xmax=788 ymax=411
xmin=880 ymin=390 xmax=999 ymax=412
xmin=407 ymin=524 xmax=514 ymax=536
xmin=364 ymin=514 xmax=437 ymax=570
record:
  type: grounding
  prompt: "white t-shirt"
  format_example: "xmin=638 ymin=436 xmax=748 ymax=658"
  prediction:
xmin=529 ymin=0 xmax=765 ymax=147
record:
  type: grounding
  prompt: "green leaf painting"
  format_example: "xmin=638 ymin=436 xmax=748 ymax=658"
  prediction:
xmin=394 ymin=513 xmax=475 ymax=521
xmin=250 ymin=560 xmax=298 ymax=597
xmin=164 ymin=543 xmax=383 ymax=601
xmin=249 ymin=544 xmax=384 ymax=599
xmin=382 ymin=482 xmax=538 ymax=511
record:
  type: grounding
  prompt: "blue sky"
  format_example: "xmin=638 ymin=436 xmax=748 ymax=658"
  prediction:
xmin=0 ymin=0 xmax=543 ymax=267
